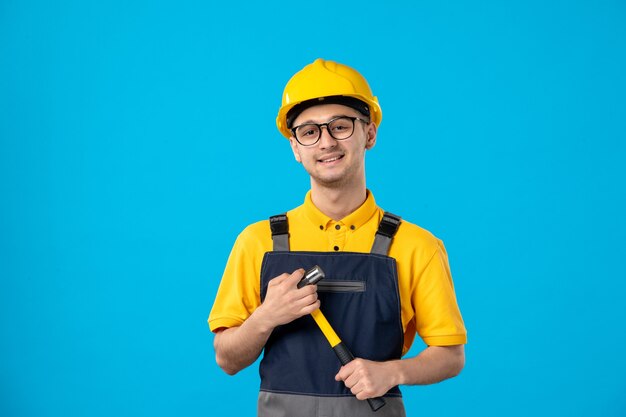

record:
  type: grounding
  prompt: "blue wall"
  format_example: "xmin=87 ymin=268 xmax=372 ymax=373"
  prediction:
xmin=1 ymin=1 xmax=625 ymax=416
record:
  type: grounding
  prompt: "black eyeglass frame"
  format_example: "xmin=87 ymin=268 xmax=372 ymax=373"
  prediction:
xmin=290 ymin=116 xmax=370 ymax=146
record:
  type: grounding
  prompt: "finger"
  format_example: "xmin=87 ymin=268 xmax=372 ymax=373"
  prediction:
xmin=285 ymin=268 xmax=305 ymax=286
xmin=298 ymin=285 xmax=318 ymax=304
xmin=301 ymin=299 xmax=320 ymax=315
xmin=344 ymin=377 xmax=356 ymax=390
xmin=297 ymin=284 xmax=317 ymax=295
xmin=294 ymin=294 xmax=318 ymax=309
xmin=335 ymin=363 xmax=354 ymax=382
xmin=344 ymin=370 xmax=361 ymax=390
xmin=269 ymin=272 xmax=291 ymax=285
xmin=350 ymin=380 xmax=364 ymax=396
xmin=355 ymin=389 xmax=370 ymax=401
xmin=350 ymin=375 xmax=376 ymax=400
xmin=356 ymin=381 xmax=377 ymax=400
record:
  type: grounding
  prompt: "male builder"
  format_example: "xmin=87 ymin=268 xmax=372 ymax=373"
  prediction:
xmin=208 ymin=58 xmax=467 ymax=417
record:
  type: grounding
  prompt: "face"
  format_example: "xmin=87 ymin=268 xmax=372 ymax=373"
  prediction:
xmin=289 ymin=104 xmax=377 ymax=189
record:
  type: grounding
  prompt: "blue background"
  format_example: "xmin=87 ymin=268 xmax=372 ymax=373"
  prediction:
xmin=1 ymin=1 xmax=625 ymax=416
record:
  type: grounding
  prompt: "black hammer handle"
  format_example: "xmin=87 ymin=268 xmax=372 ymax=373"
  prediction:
xmin=333 ymin=342 xmax=387 ymax=412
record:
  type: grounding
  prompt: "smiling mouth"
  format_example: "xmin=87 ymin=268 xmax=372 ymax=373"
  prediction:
xmin=318 ymin=154 xmax=344 ymax=163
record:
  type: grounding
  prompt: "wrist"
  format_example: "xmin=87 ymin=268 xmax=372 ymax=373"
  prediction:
xmin=390 ymin=359 xmax=407 ymax=386
xmin=250 ymin=304 xmax=275 ymax=335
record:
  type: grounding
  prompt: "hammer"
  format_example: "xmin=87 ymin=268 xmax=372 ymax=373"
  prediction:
xmin=300 ymin=265 xmax=386 ymax=412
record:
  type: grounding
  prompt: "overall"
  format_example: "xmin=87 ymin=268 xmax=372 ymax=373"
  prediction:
xmin=258 ymin=213 xmax=407 ymax=417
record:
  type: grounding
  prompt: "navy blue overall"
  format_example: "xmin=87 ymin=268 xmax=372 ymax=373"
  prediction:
xmin=257 ymin=213 xmax=407 ymax=417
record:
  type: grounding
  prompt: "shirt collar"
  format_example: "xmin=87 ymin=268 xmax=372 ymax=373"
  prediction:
xmin=302 ymin=189 xmax=378 ymax=231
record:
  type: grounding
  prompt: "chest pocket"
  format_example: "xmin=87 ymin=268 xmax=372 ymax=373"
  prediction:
xmin=317 ymin=280 xmax=365 ymax=292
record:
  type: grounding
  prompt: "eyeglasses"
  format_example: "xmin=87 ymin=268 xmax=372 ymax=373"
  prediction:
xmin=291 ymin=116 xmax=369 ymax=146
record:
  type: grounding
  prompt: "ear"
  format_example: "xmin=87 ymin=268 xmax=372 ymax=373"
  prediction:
xmin=289 ymin=137 xmax=302 ymax=163
xmin=365 ymin=123 xmax=377 ymax=150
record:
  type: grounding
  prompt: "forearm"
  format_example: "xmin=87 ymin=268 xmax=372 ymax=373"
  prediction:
xmin=393 ymin=345 xmax=465 ymax=386
xmin=213 ymin=307 xmax=274 ymax=375
xmin=335 ymin=344 xmax=465 ymax=399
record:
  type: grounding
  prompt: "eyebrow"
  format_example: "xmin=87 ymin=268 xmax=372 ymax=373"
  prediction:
xmin=295 ymin=114 xmax=354 ymax=126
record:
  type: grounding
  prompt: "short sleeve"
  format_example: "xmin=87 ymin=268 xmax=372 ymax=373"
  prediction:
xmin=413 ymin=240 xmax=467 ymax=346
xmin=208 ymin=228 xmax=265 ymax=332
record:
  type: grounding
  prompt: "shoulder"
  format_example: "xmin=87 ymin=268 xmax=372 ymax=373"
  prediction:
xmin=389 ymin=215 xmax=445 ymax=261
xmin=396 ymin=218 xmax=441 ymax=247
xmin=239 ymin=219 xmax=270 ymax=239
xmin=232 ymin=219 xmax=272 ymax=253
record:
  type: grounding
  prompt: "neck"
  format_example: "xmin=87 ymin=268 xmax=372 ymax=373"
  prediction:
xmin=310 ymin=177 xmax=367 ymax=221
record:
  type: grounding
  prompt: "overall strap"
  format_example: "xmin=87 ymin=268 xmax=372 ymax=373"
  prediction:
xmin=269 ymin=214 xmax=290 ymax=251
xmin=371 ymin=212 xmax=402 ymax=255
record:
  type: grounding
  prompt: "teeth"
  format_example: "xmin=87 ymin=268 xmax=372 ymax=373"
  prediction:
xmin=321 ymin=156 xmax=341 ymax=163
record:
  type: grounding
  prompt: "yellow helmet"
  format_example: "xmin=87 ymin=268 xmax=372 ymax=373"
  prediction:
xmin=276 ymin=58 xmax=382 ymax=139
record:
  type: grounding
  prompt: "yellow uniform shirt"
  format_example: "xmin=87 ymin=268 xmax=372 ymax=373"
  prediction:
xmin=209 ymin=191 xmax=467 ymax=354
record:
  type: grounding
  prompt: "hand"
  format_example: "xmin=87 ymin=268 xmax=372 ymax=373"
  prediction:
xmin=335 ymin=358 xmax=398 ymax=400
xmin=256 ymin=269 xmax=320 ymax=329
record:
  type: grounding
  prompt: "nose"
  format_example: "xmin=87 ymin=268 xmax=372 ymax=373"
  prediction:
xmin=318 ymin=126 xmax=337 ymax=150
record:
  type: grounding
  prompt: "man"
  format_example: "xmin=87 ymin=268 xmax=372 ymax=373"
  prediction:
xmin=208 ymin=58 xmax=467 ymax=417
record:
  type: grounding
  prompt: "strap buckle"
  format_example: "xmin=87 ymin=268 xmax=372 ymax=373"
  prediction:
xmin=270 ymin=214 xmax=289 ymax=236
xmin=371 ymin=212 xmax=401 ymax=255
xmin=376 ymin=213 xmax=401 ymax=238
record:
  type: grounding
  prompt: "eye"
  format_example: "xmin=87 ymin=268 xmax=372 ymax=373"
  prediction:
xmin=330 ymin=118 xmax=352 ymax=133
xmin=297 ymin=125 xmax=319 ymax=138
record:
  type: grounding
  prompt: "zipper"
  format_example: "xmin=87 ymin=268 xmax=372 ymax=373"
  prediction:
xmin=317 ymin=280 xmax=366 ymax=293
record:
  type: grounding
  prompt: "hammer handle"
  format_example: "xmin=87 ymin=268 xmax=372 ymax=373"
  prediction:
xmin=333 ymin=342 xmax=387 ymax=412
